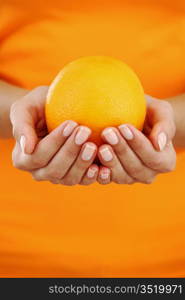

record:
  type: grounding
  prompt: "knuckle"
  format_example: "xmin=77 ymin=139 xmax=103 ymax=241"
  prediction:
xmin=47 ymin=168 xmax=62 ymax=179
xmin=142 ymin=177 xmax=155 ymax=184
xmin=77 ymin=162 xmax=87 ymax=173
xmin=162 ymin=162 xmax=176 ymax=173
xmin=31 ymin=156 xmax=44 ymax=169
xmin=15 ymin=155 xmax=45 ymax=171
xmin=12 ymin=156 xmax=27 ymax=170
xmin=126 ymin=177 xmax=135 ymax=185
xmin=79 ymin=181 xmax=90 ymax=186
xmin=129 ymin=166 xmax=143 ymax=179
xmin=65 ymin=148 xmax=76 ymax=160
xmin=50 ymin=133 xmax=62 ymax=148
xmin=31 ymin=172 xmax=44 ymax=182
xmin=12 ymin=159 xmax=23 ymax=169
xmin=130 ymin=167 xmax=156 ymax=184
xmin=113 ymin=176 xmax=127 ymax=184
xmin=158 ymin=150 xmax=176 ymax=173
xmin=147 ymin=156 xmax=163 ymax=170
xmin=116 ymin=142 xmax=128 ymax=156
xmin=134 ymin=140 xmax=143 ymax=152
xmin=61 ymin=177 xmax=77 ymax=186
xmin=31 ymin=167 xmax=52 ymax=181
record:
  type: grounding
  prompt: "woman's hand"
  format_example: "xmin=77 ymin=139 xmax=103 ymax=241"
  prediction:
xmin=98 ymin=97 xmax=176 ymax=185
xmin=10 ymin=86 xmax=99 ymax=185
xmin=10 ymin=87 xmax=177 ymax=186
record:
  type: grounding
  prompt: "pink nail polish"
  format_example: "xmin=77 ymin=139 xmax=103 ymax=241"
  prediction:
xmin=100 ymin=147 xmax=113 ymax=162
xmin=63 ymin=121 xmax=77 ymax=137
xmin=100 ymin=168 xmax=110 ymax=179
xmin=81 ymin=144 xmax=95 ymax=161
xmin=87 ymin=167 xmax=97 ymax=178
xmin=158 ymin=132 xmax=167 ymax=151
xmin=119 ymin=125 xmax=134 ymax=140
xmin=75 ymin=126 xmax=91 ymax=145
xmin=103 ymin=128 xmax=119 ymax=145
xmin=20 ymin=136 xmax=26 ymax=154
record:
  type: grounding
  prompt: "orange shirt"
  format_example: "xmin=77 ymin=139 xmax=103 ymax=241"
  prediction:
xmin=0 ymin=0 xmax=185 ymax=277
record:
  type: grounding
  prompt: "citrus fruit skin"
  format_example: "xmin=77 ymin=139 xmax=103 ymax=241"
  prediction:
xmin=45 ymin=56 xmax=146 ymax=145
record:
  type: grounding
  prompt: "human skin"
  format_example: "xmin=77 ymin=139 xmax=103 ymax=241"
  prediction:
xmin=0 ymin=80 xmax=179 ymax=185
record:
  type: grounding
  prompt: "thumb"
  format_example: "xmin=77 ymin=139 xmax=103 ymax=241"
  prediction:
xmin=150 ymin=122 xmax=173 ymax=151
xmin=10 ymin=102 xmax=39 ymax=154
xmin=147 ymin=100 xmax=176 ymax=151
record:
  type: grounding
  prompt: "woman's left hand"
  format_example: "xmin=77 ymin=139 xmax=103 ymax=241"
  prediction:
xmin=97 ymin=97 xmax=176 ymax=185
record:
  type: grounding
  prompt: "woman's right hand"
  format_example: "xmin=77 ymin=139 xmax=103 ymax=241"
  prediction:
xmin=10 ymin=86 xmax=99 ymax=185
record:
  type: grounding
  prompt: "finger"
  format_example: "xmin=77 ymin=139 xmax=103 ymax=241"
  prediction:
xmin=13 ymin=120 xmax=78 ymax=171
xmin=61 ymin=142 xmax=97 ymax=185
xmin=118 ymin=124 xmax=173 ymax=171
xmin=146 ymin=97 xmax=176 ymax=151
xmin=31 ymin=126 xmax=91 ymax=181
xmin=98 ymin=145 xmax=133 ymax=184
xmin=10 ymin=86 xmax=48 ymax=154
xmin=79 ymin=164 xmax=99 ymax=185
xmin=30 ymin=120 xmax=78 ymax=167
xmin=102 ymin=127 xmax=156 ymax=183
xmin=97 ymin=166 xmax=111 ymax=185
xmin=10 ymin=103 xmax=38 ymax=155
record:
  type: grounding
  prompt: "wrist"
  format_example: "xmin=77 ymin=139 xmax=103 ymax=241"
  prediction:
xmin=165 ymin=94 xmax=185 ymax=148
xmin=0 ymin=81 xmax=29 ymax=138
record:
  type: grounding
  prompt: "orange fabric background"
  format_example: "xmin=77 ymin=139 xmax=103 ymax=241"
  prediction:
xmin=0 ymin=0 xmax=185 ymax=277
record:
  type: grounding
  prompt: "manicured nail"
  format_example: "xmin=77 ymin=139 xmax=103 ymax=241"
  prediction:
xmin=63 ymin=121 xmax=77 ymax=137
xmin=87 ymin=167 xmax=97 ymax=178
xmin=81 ymin=144 xmax=96 ymax=161
xmin=20 ymin=135 xmax=26 ymax=154
xmin=75 ymin=126 xmax=91 ymax=145
xmin=100 ymin=147 xmax=113 ymax=161
xmin=119 ymin=125 xmax=134 ymax=140
xmin=158 ymin=132 xmax=167 ymax=151
xmin=103 ymin=128 xmax=119 ymax=145
xmin=100 ymin=168 xmax=110 ymax=180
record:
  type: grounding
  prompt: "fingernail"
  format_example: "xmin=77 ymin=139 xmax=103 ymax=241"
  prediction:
xmin=75 ymin=126 xmax=91 ymax=145
xmin=119 ymin=125 xmax=134 ymax=140
xmin=20 ymin=135 xmax=26 ymax=154
xmin=103 ymin=128 xmax=119 ymax=145
xmin=81 ymin=144 xmax=96 ymax=161
xmin=87 ymin=167 xmax=97 ymax=178
xmin=158 ymin=132 xmax=167 ymax=151
xmin=63 ymin=121 xmax=77 ymax=137
xmin=100 ymin=168 xmax=110 ymax=179
xmin=100 ymin=147 xmax=113 ymax=161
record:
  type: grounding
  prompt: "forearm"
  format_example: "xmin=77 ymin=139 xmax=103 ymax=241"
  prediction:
xmin=166 ymin=94 xmax=185 ymax=148
xmin=0 ymin=80 xmax=28 ymax=138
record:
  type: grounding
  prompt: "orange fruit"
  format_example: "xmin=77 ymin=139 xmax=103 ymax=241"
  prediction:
xmin=45 ymin=56 xmax=146 ymax=145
